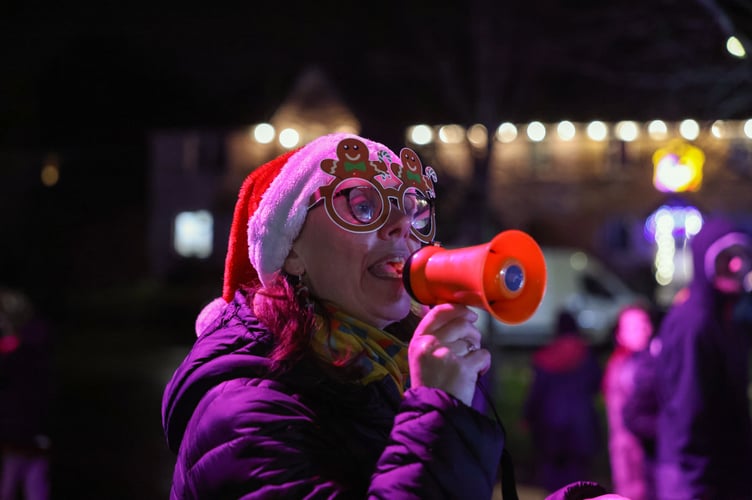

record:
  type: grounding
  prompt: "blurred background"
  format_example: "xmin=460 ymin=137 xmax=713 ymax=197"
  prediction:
xmin=1 ymin=0 xmax=751 ymax=498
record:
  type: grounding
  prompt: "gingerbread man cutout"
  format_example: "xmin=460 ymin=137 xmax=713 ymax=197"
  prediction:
xmin=319 ymin=137 xmax=391 ymax=182
xmin=397 ymin=147 xmax=436 ymax=200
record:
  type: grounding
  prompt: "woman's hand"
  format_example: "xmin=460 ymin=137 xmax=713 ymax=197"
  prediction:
xmin=408 ymin=303 xmax=491 ymax=406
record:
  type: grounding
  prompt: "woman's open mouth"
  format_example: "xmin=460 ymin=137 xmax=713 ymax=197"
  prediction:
xmin=368 ymin=256 xmax=406 ymax=279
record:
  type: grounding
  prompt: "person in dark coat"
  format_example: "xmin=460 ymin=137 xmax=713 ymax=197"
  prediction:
xmin=161 ymin=133 xmax=618 ymax=499
xmin=0 ymin=288 xmax=53 ymax=500
xmin=523 ymin=310 xmax=603 ymax=494
xmin=625 ymin=216 xmax=752 ymax=499
xmin=620 ymin=337 xmax=660 ymax=500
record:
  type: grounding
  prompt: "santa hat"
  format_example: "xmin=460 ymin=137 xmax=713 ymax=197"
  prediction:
xmin=222 ymin=132 xmax=400 ymax=302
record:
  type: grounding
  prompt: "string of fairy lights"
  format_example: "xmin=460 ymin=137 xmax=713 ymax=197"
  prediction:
xmin=405 ymin=119 xmax=752 ymax=147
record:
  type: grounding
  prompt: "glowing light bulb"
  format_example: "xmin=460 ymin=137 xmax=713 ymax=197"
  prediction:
xmin=410 ymin=125 xmax=433 ymax=145
xmin=527 ymin=121 xmax=546 ymax=142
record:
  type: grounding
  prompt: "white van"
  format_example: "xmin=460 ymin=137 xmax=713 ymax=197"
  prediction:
xmin=479 ymin=247 xmax=642 ymax=347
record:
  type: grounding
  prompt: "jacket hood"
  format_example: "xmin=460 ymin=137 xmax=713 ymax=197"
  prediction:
xmin=532 ymin=334 xmax=589 ymax=373
xmin=689 ymin=217 xmax=745 ymax=295
xmin=161 ymin=290 xmax=274 ymax=453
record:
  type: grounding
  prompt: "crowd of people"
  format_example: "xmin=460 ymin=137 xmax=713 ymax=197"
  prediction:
xmin=620 ymin=218 xmax=752 ymax=499
xmin=523 ymin=215 xmax=752 ymax=500
xmin=158 ymin=132 xmax=752 ymax=499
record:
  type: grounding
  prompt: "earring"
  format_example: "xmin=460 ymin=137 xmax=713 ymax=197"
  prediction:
xmin=295 ymin=273 xmax=313 ymax=310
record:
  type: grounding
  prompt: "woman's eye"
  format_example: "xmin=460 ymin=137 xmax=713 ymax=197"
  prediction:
xmin=403 ymin=195 xmax=416 ymax=215
xmin=408 ymin=196 xmax=432 ymax=232
xmin=411 ymin=208 xmax=430 ymax=230
xmin=348 ymin=189 xmax=377 ymax=223
xmin=404 ymin=194 xmax=428 ymax=216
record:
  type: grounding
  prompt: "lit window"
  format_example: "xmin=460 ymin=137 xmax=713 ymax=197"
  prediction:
xmin=174 ymin=210 xmax=213 ymax=258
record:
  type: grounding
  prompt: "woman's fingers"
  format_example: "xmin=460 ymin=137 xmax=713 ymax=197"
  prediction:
xmin=409 ymin=303 xmax=491 ymax=405
xmin=416 ymin=303 xmax=482 ymax=345
xmin=453 ymin=337 xmax=478 ymax=356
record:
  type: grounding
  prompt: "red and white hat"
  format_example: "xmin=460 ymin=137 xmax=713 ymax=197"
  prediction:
xmin=222 ymin=132 xmax=401 ymax=301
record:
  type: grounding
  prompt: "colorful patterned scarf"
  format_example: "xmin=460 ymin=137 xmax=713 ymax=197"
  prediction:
xmin=310 ymin=304 xmax=410 ymax=394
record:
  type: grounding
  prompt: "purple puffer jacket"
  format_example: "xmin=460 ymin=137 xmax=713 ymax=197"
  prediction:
xmin=162 ymin=290 xmax=505 ymax=499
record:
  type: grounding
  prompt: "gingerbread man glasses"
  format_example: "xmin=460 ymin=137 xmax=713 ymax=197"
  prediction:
xmin=309 ymin=138 xmax=438 ymax=244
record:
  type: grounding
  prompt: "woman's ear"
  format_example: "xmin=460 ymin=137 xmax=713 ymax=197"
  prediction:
xmin=283 ymin=248 xmax=305 ymax=276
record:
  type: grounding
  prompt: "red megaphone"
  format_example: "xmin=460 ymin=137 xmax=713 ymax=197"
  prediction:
xmin=403 ymin=230 xmax=547 ymax=324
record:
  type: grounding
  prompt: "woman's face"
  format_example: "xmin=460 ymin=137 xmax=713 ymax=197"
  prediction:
xmin=616 ymin=308 xmax=653 ymax=352
xmin=285 ymin=200 xmax=422 ymax=329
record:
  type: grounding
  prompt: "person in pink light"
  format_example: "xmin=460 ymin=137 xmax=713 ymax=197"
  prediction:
xmin=602 ymin=304 xmax=655 ymax=500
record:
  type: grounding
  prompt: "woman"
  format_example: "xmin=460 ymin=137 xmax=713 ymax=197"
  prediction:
xmin=161 ymin=133 xmax=611 ymax=499
xmin=602 ymin=304 xmax=655 ymax=500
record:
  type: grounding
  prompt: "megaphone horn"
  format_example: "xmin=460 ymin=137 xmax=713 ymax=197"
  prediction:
xmin=403 ymin=230 xmax=547 ymax=324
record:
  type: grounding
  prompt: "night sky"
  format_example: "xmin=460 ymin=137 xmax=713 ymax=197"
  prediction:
xmin=4 ymin=1 xmax=751 ymax=147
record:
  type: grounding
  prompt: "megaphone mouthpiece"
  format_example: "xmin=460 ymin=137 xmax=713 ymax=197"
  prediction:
xmin=403 ymin=230 xmax=547 ymax=324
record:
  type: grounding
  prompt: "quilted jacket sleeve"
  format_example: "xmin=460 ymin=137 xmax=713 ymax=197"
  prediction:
xmin=369 ymin=386 xmax=505 ymax=499
xmin=173 ymin=377 xmax=355 ymax=499
xmin=173 ymin=381 xmax=504 ymax=499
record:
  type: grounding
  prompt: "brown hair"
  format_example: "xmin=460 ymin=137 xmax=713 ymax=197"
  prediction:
xmin=249 ymin=274 xmax=420 ymax=374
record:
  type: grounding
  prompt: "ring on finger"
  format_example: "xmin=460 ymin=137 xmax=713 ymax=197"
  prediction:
xmin=461 ymin=338 xmax=478 ymax=355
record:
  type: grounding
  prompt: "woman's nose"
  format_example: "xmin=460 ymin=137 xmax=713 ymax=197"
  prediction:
xmin=379 ymin=201 xmax=411 ymax=240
